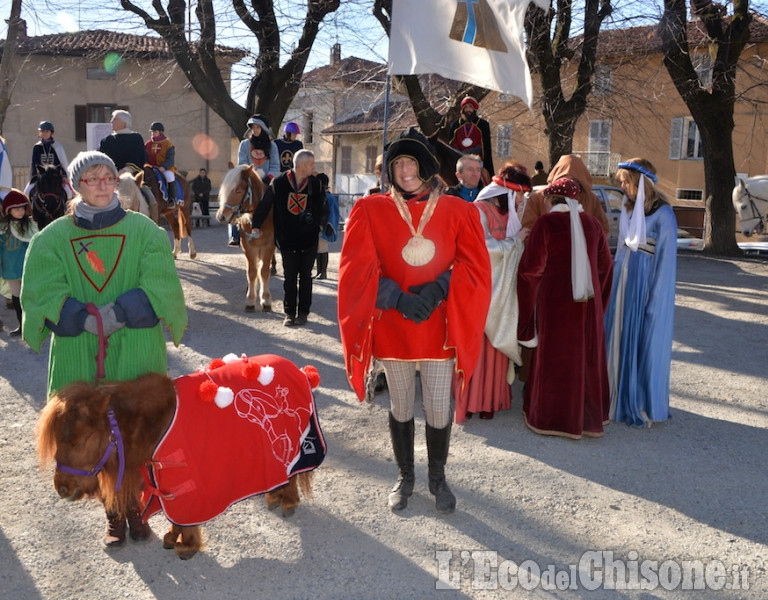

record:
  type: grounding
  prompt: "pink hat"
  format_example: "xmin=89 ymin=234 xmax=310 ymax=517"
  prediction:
xmin=543 ymin=177 xmax=580 ymax=200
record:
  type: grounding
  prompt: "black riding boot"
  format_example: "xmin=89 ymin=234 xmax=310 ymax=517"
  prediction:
xmin=314 ymin=252 xmax=329 ymax=279
xmin=10 ymin=295 xmax=22 ymax=336
xmin=426 ymin=423 xmax=456 ymax=514
xmin=166 ymin=179 xmax=177 ymax=208
xmin=388 ymin=413 xmax=415 ymax=511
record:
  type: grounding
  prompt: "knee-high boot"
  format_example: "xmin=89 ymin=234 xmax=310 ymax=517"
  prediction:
xmin=166 ymin=178 xmax=177 ymax=208
xmin=388 ymin=413 xmax=415 ymax=511
xmin=10 ymin=295 xmax=22 ymax=336
xmin=426 ymin=423 xmax=456 ymax=514
xmin=314 ymin=252 xmax=329 ymax=279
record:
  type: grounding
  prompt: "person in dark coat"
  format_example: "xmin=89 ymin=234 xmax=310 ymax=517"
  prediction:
xmin=98 ymin=110 xmax=147 ymax=173
xmin=251 ymin=149 xmax=329 ymax=327
xmin=190 ymin=168 xmax=212 ymax=216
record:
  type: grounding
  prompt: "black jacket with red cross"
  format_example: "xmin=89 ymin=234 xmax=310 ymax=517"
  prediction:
xmin=252 ymin=170 xmax=329 ymax=251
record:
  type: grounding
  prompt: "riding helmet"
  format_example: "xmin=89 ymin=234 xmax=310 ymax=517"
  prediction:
xmin=285 ymin=122 xmax=300 ymax=135
xmin=149 ymin=122 xmax=165 ymax=132
xmin=38 ymin=121 xmax=54 ymax=133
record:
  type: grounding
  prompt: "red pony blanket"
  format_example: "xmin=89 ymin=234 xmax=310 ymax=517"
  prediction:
xmin=140 ymin=353 xmax=326 ymax=526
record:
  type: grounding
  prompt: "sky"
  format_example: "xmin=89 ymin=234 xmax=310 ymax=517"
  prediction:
xmin=0 ymin=0 xmax=388 ymax=106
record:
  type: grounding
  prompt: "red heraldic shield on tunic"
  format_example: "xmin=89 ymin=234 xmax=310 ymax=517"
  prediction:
xmin=140 ymin=354 xmax=326 ymax=526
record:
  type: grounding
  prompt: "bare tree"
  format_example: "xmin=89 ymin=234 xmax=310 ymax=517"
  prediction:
xmin=372 ymin=0 xmax=491 ymax=138
xmin=525 ymin=0 xmax=613 ymax=167
xmin=660 ymin=0 xmax=751 ymax=254
xmin=0 ymin=0 xmax=24 ymax=134
xmin=119 ymin=0 xmax=341 ymax=134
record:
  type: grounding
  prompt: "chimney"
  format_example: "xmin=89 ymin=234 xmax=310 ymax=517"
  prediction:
xmin=331 ymin=43 xmax=341 ymax=65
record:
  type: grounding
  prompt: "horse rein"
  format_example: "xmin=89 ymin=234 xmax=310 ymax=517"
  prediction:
xmin=85 ymin=303 xmax=108 ymax=384
xmin=224 ymin=176 xmax=263 ymax=241
xmin=742 ymin=186 xmax=767 ymax=234
xmin=55 ymin=408 xmax=126 ymax=492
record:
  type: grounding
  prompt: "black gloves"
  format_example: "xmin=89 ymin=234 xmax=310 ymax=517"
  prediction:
xmin=396 ymin=293 xmax=433 ymax=323
xmin=409 ymin=281 xmax=446 ymax=309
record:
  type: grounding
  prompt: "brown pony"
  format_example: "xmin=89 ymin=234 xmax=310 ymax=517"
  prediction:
xmin=37 ymin=369 xmax=316 ymax=560
xmin=142 ymin=166 xmax=196 ymax=260
xmin=216 ymin=165 xmax=276 ymax=312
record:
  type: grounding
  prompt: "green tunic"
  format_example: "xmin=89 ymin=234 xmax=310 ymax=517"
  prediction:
xmin=21 ymin=212 xmax=187 ymax=397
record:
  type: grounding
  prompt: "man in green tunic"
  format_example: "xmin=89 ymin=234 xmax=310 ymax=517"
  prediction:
xmin=21 ymin=150 xmax=187 ymax=547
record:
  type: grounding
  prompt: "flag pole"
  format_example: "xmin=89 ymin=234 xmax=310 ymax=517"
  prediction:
xmin=381 ymin=73 xmax=391 ymax=190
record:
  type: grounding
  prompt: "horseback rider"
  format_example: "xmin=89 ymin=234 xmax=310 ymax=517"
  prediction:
xmin=274 ymin=122 xmax=304 ymax=173
xmin=26 ymin=121 xmax=73 ymax=199
xmin=145 ymin=122 xmax=179 ymax=208
xmin=447 ymin=97 xmax=494 ymax=182
xmin=98 ymin=110 xmax=147 ymax=174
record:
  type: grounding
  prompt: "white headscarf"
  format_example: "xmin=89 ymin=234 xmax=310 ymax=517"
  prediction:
xmin=619 ymin=173 xmax=648 ymax=251
xmin=475 ymin=181 xmax=523 ymax=238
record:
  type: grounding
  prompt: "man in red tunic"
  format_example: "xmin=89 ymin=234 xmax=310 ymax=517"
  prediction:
xmin=338 ymin=128 xmax=491 ymax=514
xmin=448 ymin=96 xmax=495 ymax=179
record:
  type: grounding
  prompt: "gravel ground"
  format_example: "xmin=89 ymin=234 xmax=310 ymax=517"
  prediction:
xmin=1 ymin=222 xmax=767 ymax=599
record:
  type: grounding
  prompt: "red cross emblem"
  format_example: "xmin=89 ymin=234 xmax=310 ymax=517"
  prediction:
xmin=288 ymin=193 xmax=307 ymax=215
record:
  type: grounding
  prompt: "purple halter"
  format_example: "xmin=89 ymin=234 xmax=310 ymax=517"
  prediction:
xmin=56 ymin=408 xmax=126 ymax=492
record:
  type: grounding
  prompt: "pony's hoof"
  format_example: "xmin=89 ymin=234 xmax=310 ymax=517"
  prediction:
xmin=189 ymin=252 xmax=197 ymax=260
xmin=245 ymin=305 xmax=256 ymax=313
xmin=177 ymin=548 xmax=198 ymax=560
xmin=266 ymin=498 xmax=281 ymax=511
xmin=261 ymin=304 xmax=272 ymax=313
xmin=281 ymin=505 xmax=296 ymax=518
xmin=163 ymin=531 xmax=179 ymax=549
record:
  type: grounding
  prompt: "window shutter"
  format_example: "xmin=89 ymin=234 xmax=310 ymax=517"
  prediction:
xmin=669 ymin=117 xmax=684 ymax=160
xmin=75 ymin=105 xmax=87 ymax=141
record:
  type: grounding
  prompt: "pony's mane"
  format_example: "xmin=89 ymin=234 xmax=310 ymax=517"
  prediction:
xmin=219 ymin=164 xmax=251 ymax=204
xmin=116 ymin=173 xmax=148 ymax=216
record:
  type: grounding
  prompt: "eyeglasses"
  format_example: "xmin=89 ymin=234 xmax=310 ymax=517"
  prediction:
xmin=80 ymin=176 xmax=118 ymax=186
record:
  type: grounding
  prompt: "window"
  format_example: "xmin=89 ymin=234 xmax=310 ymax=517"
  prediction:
xmin=669 ymin=117 xmax=703 ymax=160
xmin=587 ymin=119 xmax=612 ymax=175
xmin=74 ymin=103 xmax=126 ymax=141
xmin=676 ymin=189 xmax=704 ymax=201
xmin=692 ymin=52 xmax=713 ymax=89
xmin=304 ymin=112 xmax=314 ymax=144
xmin=593 ymin=65 xmax=613 ymax=96
xmin=496 ymin=124 xmax=511 ymax=158
xmin=340 ymin=145 xmax=352 ymax=174
xmin=365 ymin=145 xmax=378 ymax=173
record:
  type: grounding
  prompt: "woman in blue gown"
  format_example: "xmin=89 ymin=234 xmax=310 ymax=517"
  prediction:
xmin=604 ymin=158 xmax=677 ymax=427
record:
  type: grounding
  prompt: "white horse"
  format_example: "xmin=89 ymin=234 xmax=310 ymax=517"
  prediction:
xmin=733 ymin=176 xmax=768 ymax=237
xmin=116 ymin=172 xmax=151 ymax=218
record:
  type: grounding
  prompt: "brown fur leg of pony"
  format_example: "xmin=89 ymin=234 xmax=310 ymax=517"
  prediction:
xmin=279 ymin=477 xmax=300 ymax=517
xmin=163 ymin=524 xmax=203 ymax=559
xmin=265 ymin=488 xmax=283 ymax=511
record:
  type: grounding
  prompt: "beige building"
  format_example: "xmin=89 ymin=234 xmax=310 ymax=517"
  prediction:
xmin=0 ymin=27 xmax=243 ymax=189
xmin=309 ymin=17 xmax=768 ymax=234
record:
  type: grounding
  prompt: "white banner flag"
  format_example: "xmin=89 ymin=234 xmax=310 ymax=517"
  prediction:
xmin=388 ymin=0 xmax=549 ymax=107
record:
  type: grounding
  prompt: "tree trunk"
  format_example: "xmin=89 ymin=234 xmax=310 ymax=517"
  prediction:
xmin=0 ymin=0 xmax=23 ymax=134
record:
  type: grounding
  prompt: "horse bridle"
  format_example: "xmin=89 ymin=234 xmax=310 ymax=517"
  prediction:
xmin=55 ymin=408 xmax=126 ymax=492
xmin=55 ymin=305 xmax=125 ymax=491
xmin=741 ymin=186 xmax=767 ymax=234
xmin=32 ymin=186 xmax=65 ymax=222
xmin=223 ymin=177 xmax=263 ymax=240
xmin=223 ymin=176 xmax=255 ymax=217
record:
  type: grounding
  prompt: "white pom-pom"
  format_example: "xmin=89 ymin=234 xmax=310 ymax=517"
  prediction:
xmin=221 ymin=353 xmax=240 ymax=364
xmin=258 ymin=365 xmax=275 ymax=386
xmin=214 ymin=386 xmax=234 ymax=408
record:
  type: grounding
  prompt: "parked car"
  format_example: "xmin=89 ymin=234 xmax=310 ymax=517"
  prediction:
xmin=592 ymin=185 xmax=623 ymax=250
xmin=738 ymin=241 xmax=768 ymax=256
xmin=677 ymin=228 xmax=704 ymax=251
xmin=531 ymin=183 xmax=622 ymax=250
